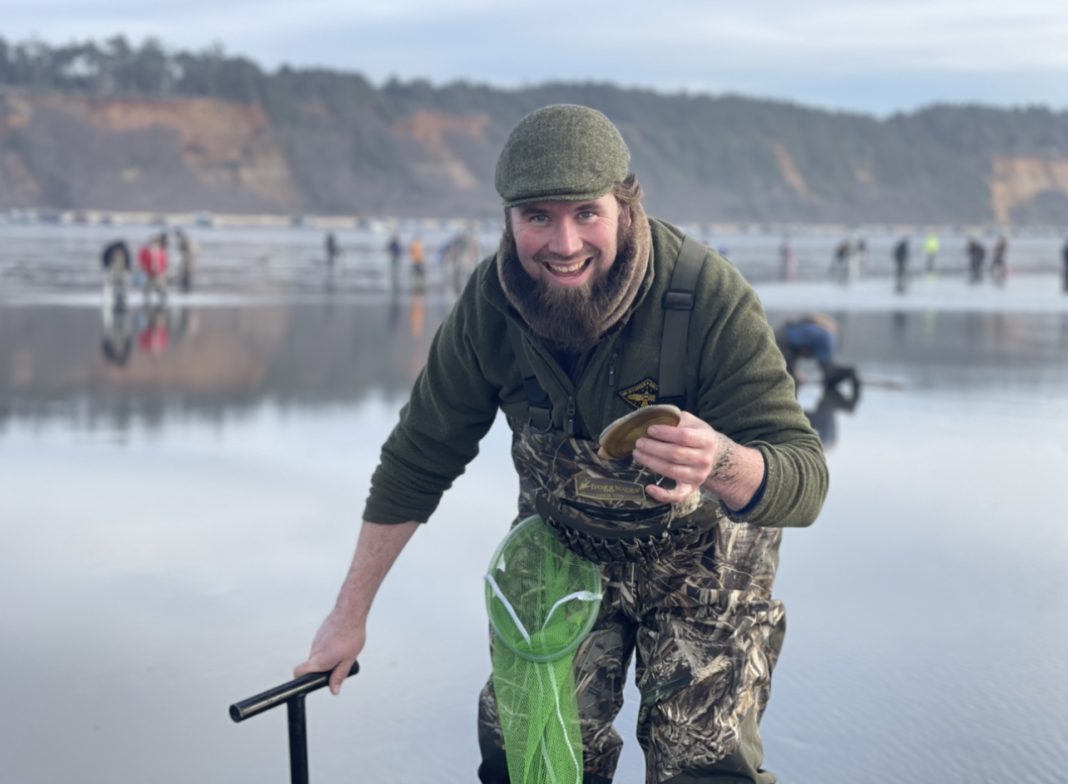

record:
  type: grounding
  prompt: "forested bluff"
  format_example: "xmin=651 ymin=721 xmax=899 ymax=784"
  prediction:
xmin=2 ymin=36 xmax=1067 ymax=225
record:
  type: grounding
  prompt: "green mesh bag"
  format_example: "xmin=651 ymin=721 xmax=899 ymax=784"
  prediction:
xmin=484 ymin=515 xmax=603 ymax=784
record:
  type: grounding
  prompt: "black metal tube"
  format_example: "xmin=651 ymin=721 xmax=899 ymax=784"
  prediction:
xmin=229 ymin=661 xmax=360 ymax=723
xmin=288 ymin=696 xmax=309 ymax=784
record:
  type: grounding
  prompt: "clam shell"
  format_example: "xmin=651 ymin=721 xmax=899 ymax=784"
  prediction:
xmin=596 ymin=404 xmax=682 ymax=459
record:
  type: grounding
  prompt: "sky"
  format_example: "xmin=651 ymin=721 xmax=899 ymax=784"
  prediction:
xmin=5 ymin=0 xmax=1068 ymax=117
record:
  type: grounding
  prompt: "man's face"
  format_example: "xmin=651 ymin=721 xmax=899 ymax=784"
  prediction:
xmin=509 ymin=194 xmax=623 ymax=291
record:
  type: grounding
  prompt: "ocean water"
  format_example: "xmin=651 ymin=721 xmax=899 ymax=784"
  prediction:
xmin=1 ymin=224 xmax=1066 ymax=783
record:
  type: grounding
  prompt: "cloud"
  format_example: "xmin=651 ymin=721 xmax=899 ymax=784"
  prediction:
xmin=4 ymin=0 xmax=1068 ymax=114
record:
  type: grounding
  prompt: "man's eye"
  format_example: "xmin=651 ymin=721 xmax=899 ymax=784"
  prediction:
xmin=578 ymin=210 xmax=598 ymax=221
xmin=529 ymin=214 xmax=550 ymax=224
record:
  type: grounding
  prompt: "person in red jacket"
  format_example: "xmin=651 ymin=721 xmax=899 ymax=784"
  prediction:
xmin=138 ymin=233 xmax=169 ymax=302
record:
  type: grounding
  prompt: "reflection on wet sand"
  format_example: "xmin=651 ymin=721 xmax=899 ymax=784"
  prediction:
xmin=99 ymin=303 xmax=216 ymax=374
xmin=0 ymin=295 xmax=448 ymax=432
xmin=0 ymin=294 xmax=1064 ymax=452
xmin=804 ymin=381 xmax=862 ymax=450
xmin=100 ymin=304 xmax=133 ymax=367
xmin=3 ymin=293 xmax=1068 ymax=784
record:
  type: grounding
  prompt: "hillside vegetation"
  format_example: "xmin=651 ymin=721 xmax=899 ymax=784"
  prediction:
xmin=2 ymin=36 xmax=1067 ymax=224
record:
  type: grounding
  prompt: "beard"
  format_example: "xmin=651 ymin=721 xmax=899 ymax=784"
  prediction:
xmin=496 ymin=204 xmax=651 ymax=351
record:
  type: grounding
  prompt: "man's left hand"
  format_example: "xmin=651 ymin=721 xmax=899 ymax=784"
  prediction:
xmin=632 ymin=411 xmax=731 ymax=504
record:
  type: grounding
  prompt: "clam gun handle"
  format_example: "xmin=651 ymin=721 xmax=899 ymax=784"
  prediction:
xmin=229 ymin=661 xmax=360 ymax=722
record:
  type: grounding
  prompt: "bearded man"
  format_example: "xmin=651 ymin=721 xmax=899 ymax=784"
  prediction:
xmin=295 ymin=104 xmax=828 ymax=783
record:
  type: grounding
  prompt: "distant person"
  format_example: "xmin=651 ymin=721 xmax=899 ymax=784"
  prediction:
xmin=440 ymin=227 xmax=482 ymax=295
xmin=437 ymin=234 xmax=457 ymax=283
xmin=852 ymin=235 xmax=867 ymax=280
xmin=892 ymin=236 xmax=910 ymax=293
xmin=386 ymin=233 xmax=403 ymax=288
xmin=990 ymin=235 xmax=1008 ymax=286
xmin=924 ymin=232 xmax=940 ymax=274
xmin=1062 ymin=237 xmax=1068 ymax=293
xmin=100 ymin=239 xmax=132 ymax=310
xmin=458 ymin=225 xmax=482 ymax=287
xmin=779 ymin=235 xmax=797 ymax=281
xmin=775 ymin=313 xmax=859 ymax=392
xmin=175 ymin=228 xmax=197 ymax=292
xmin=325 ymin=232 xmax=340 ymax=266
xmin=409 ymin=235 xmax=426 ymax=288
xmin=831 ymin=238 xmax=851 ymax=284
xmin=138 ymin=233 xmax=169 ymax=303
xmin=966 ymin=237 xmax=986 ymax=284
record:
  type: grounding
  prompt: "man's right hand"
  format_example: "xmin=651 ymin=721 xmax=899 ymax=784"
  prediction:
xmin=293 ymin=608 xmax=366 ymax=695
xmin=292 ymin=520 xmax=420 ymax=695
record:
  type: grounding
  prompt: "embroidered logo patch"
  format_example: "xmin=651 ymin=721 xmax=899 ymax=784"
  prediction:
xmin=574 ymin=475 xmax=647 ymax=503
xmin=618 ymin=378 xmax=659 ymax=409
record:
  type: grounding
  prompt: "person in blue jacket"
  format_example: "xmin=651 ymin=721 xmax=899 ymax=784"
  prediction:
xmin=775 ymin=313 xmax=858 ymax=390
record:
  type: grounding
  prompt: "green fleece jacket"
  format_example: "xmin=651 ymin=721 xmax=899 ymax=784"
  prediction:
xmin=364 ymin=218 xmax=828 ymax=527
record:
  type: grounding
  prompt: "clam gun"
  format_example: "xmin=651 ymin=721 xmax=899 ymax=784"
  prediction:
xmin=230 ymin=661 xmax=360 ymax=784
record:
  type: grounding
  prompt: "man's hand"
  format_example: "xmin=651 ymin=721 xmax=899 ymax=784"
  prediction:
xmin=632 ymin=411 xmax=726 ymax=503
xmin=292 ymin=520 xmax=419 ymax=696
xmin=293 ymin=608 xmax=366 ymax=695
xmin=632 ymin=411 xmax=764 ymax=511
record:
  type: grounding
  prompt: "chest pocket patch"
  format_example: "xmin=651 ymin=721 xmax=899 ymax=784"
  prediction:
xmin=618 ymin=377 xmax=659 ymax=409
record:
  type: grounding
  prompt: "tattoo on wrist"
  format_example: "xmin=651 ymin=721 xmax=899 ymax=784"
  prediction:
xmin=710 ymin=436 xmax=736 ymax=484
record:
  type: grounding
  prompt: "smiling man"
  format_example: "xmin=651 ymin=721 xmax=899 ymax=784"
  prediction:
xmin=296 ymin=104 xmax=828 ymax=784
xmin=500 ymin=194 xmax=635 ymax=352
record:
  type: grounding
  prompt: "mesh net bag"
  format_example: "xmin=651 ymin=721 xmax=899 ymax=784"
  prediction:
xmin=484 ymin=515 xmax=603 ymax=784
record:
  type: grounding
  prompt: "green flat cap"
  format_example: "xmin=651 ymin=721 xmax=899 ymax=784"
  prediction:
xmin=495 ymin=104 xmax=631 ymax=207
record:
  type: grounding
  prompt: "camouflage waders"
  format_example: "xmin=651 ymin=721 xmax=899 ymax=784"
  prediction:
xmin=478 ymin=426 xmax=785 ymax=784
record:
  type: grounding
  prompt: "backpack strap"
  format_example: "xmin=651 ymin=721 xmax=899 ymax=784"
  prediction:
xmin=656 ymin=234 xmax=706 ymax=408
xmin=505 ymin=318 xmax=553 ymax=432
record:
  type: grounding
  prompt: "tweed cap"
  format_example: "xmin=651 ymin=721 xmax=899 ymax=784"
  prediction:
xmin=495 ymin=104 xmax=631 ymax=207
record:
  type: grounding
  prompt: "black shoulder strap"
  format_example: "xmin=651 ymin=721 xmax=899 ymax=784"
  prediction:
xmin=656 ymin=234 xmax=706 ymax=408
xmin=505 ymin=318 xmax=553 ymax=432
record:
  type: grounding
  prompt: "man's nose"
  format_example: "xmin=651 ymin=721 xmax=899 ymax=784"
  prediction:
xmin=547 ymin=219 xmax=583 ymax=257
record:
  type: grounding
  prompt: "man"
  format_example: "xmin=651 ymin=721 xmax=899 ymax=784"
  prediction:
xmin=924 ymin=232 xmax=940 ymax=274
xmin=175 ymin=228 xmax=197 ymax=292
xmin=100 ymin=239 xmax=132 ymax=310
xmin=967 ymin=237 xmax=986 ymax=284
xmin=1062 ymin=237 xmax=1068 ymax=293
xmin=138 ymin=233 xmax=169 ymax=303
xmin=778 ymin=235 xmax=796 ymax=281
xmin=892 ymin=235 xmax=910 ymax=293
xmin=830 ymin=237 xmax=851 ymax=283
xmin=325 ymin=231 xmax=340 ymax=266
xmin=775 ymin=313 xmax=858 ymax=392
xmin=990 ymin=235 xmax=1008 ymax=285
xmin=295 ymin=104 xmax=828 ymax=783
xmin=386 ymin=233 xmax=403 ymax=289
xmin=410 ymin=234 xmax=427 ymax=290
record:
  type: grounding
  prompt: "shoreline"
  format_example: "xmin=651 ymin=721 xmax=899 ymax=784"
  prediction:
xmin=3 ymin=207 xmax=1067 ymax=240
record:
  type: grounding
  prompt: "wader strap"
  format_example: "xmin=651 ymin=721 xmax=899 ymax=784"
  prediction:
xmin=657 ymin=234 xmax=706 ymax=408
xmin=505 ymin=318 xmax=553 ymax=432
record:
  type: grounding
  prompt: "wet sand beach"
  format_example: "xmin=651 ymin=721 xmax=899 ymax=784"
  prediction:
xmin=1 ymin=226 xmax=1066 ymax=783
